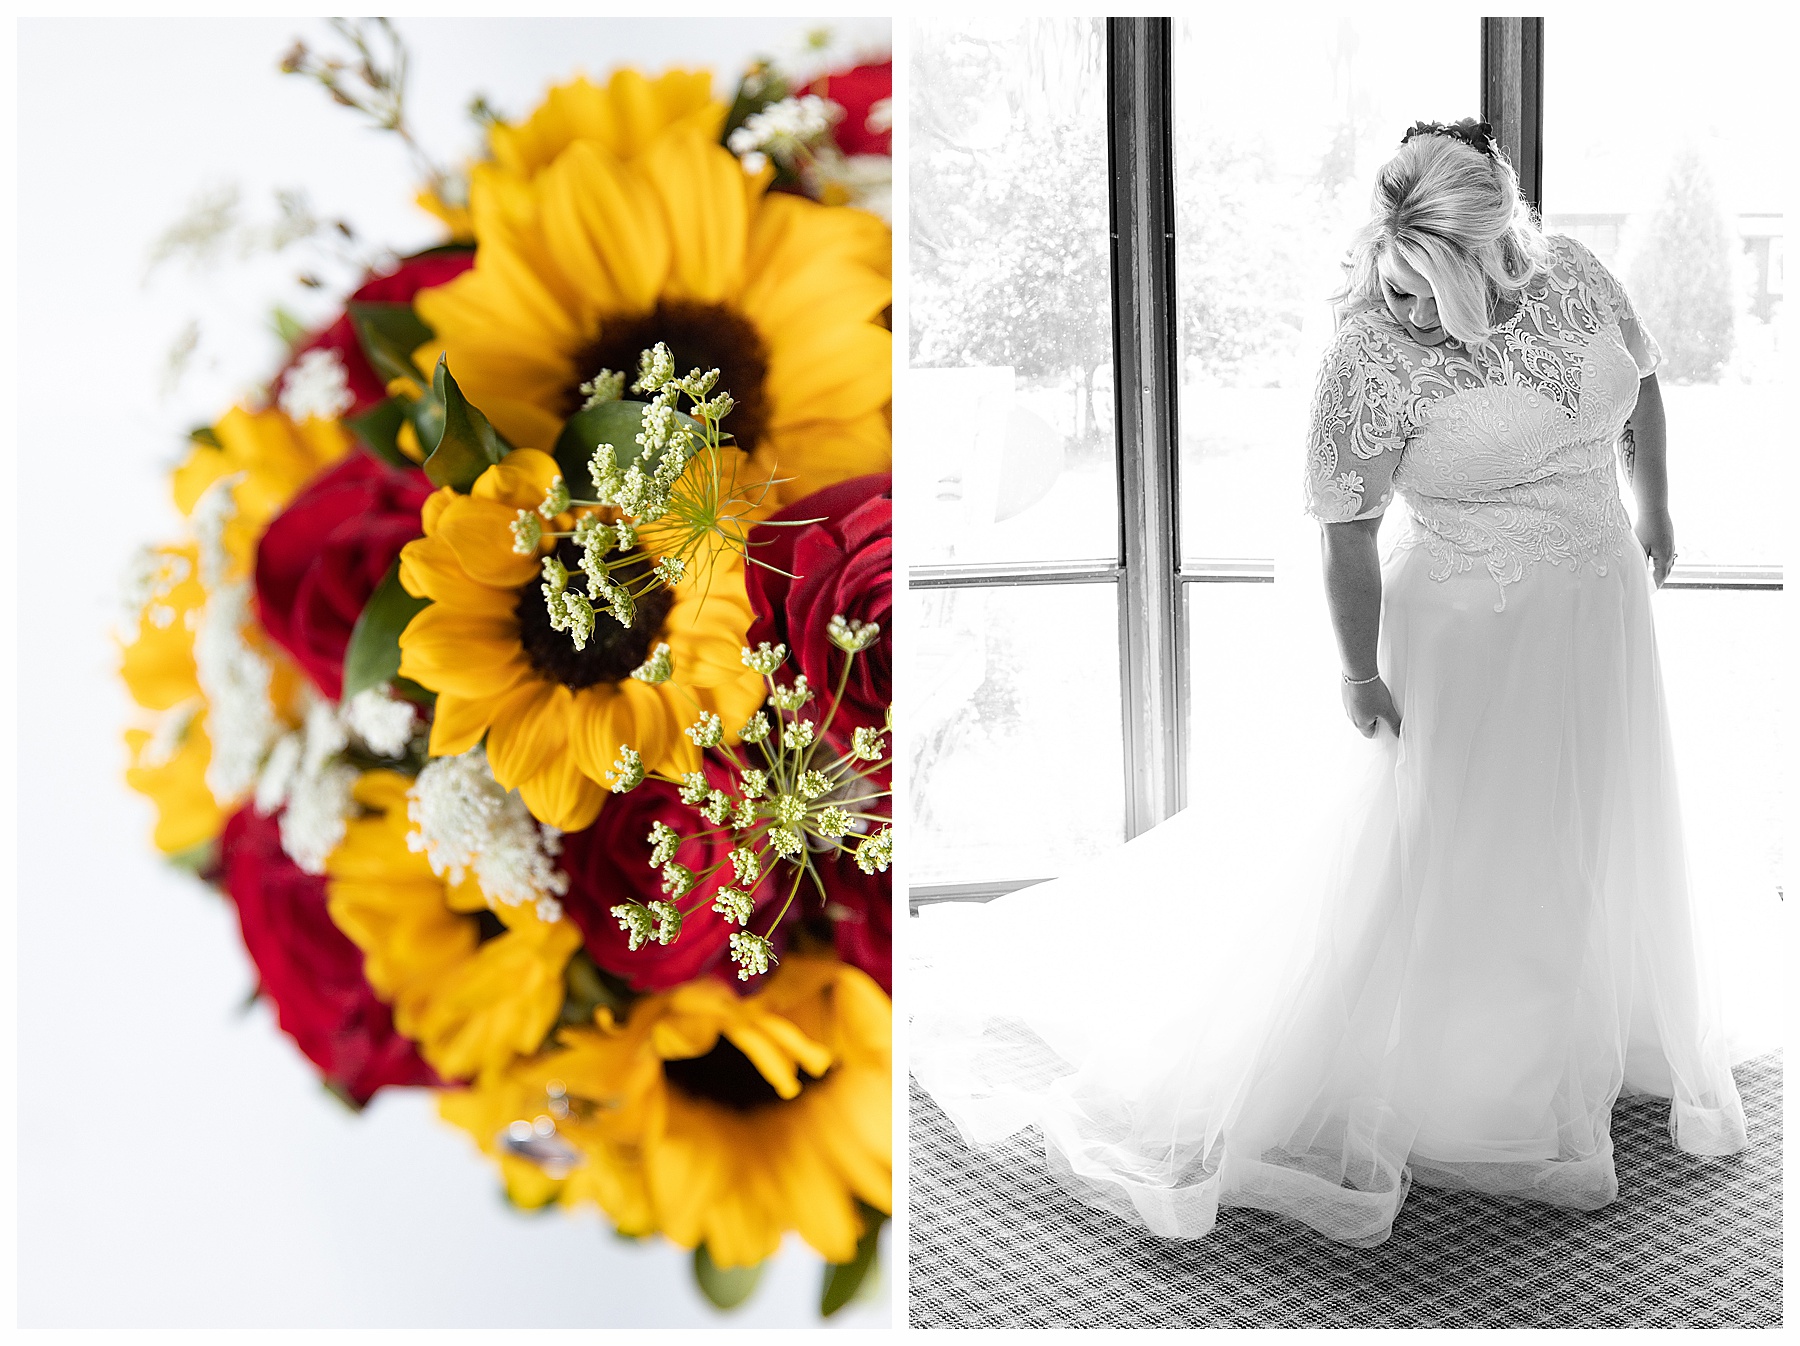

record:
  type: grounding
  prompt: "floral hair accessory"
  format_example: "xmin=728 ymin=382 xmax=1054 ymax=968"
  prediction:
xmin=1400 ymin=117 xmax=1497 ymax=160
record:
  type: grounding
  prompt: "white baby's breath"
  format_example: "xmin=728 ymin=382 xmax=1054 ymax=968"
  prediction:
xmin=277 ymin=347 xmax=355 ymax=423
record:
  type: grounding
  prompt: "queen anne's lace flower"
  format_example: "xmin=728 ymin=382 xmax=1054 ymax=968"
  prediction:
xmin=343 ymin=687 xmax=416 ymax=759
xmin=138 ymin=697 xmax=203 ymax=772
xmin=631 ymin=642 xmax=672 ymax=684
xmin=685 ymin=711 xmax=723 ymax=747
xmin=278 ymin=759 xmax=360 ymax=874
xmin=190 ymin=478 xmax=282 ymax=806
xmin=740 ymin=641 xmax=787 ymax=675
xmin=712 ymin=886 xmax=754 ymax=927
xmin=406 ymin=746 xmax=569 ymax=918
xmin=855 ymin=825 xmax=893 ymax=875
xmin=728 ymin=930 xmax=775 ymax=980
xmin=647 ymin=821 xmax=680 ymax=867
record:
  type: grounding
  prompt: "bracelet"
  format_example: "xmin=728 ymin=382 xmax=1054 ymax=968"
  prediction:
xmin=1342 ymin=669 xmax=1382 ymax=686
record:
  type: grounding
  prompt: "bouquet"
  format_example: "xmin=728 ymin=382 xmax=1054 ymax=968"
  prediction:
xmin=119 ymin=21 xmax=893 ymax=1316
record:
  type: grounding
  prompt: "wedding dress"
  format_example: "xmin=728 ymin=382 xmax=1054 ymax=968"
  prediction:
xmin=910 ymin=234 xmax=1750 ymax=1246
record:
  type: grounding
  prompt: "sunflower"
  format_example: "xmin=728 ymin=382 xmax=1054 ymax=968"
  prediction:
xmin=396 ymin=447 xmax=765 ymax=832
xmin=124 ymin=716 xmax=221 ymax=855
xmin=123 ymin=406 xmax=349 ymax=848
xmin=412 ymin=125 xmax=890 ymax=507
xmin=417 ymin=68 xmax=724 ymax=243
xmin=119 ymin=543 xmax=220 ymax=853
xmin=490 ymin=68 xmax=725 ymax=180
xmin=324 ymin=770 xmax=582 ymax=1081
xmin=441 ymin=956 xmax=891 ymax=1267
xmin=172 ymin=406 xmax=352 ymax=576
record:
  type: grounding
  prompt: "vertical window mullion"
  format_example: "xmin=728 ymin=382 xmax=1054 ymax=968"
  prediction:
xmin=1106 ymin=17 xmax=1185 ymax=837
xmin=1481 ymin=16 xmax=1545 ymax=211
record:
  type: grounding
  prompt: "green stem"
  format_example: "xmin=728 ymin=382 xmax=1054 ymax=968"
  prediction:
xmin=761 ymin=858 xmax=811 ymax=939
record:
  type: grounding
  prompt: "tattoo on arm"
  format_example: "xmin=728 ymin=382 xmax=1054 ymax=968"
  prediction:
xmin=1619 ymin=425 xmax=1637 ymax=482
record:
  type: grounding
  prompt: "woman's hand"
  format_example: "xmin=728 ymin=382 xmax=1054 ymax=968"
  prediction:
xmin=1341 ymin=676 xmax=1401 ymax=739
xmin=1635 ymin=507 xmax=1677 ymax=588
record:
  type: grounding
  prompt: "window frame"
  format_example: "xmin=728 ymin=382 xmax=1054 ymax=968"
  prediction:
xmin=908 ymin=15 xmax=1782 ymax=907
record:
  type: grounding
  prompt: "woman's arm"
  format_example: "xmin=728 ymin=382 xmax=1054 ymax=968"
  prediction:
xmin=1320 ymin=516 xmax=1401 ymax=738
xmin=1622 ymin=373 xmax=1676 ymax=588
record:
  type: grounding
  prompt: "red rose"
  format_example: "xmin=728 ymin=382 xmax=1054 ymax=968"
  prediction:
xmin=254 ymin=453 xmax=432 ymax=701
xmin=276 ymin=248 xmax=475 ymax=420
xmin=745 ymin=474 xmax=891 ymax=751
xmin=820 ymin=851 xmax=891 ymax=994
xmin=217 ymin=806 xmax=440 ymax=1105
xmin=558 ymin=774 xmax=781 ymax=993
xmin=808 ymin=60 xmax=892 ymax=158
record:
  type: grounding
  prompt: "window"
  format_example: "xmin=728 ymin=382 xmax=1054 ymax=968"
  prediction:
xmin=907 ymin=18 xmax=1784 ymax=904
xmin=907 ymin=20 xmax=1125 ymax=889
xmin=1544 ymin=14 xmax=1785 ymax=568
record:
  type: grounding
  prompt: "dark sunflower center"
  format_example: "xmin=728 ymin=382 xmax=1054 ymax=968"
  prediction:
xmin=662 ymin=1036 xmax=823 ymax=1114
xmin=515 ymin=539 xmax=674 ymax=690
xmin=569 ymin=301 xmax=772 ymax=454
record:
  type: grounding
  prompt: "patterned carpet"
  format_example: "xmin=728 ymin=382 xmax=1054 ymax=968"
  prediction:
xmin=908 ymin=1054 xmax=1782 ymax=1329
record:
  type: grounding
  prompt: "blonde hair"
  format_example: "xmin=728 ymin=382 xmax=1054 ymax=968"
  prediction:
xmin=1335 ymin=130 xmax=1549 ymax=345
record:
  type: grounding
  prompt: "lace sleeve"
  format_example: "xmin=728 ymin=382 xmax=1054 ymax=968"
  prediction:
xmin=1303 ymin=321 xmax=1408 ymax=523
xmin=1560 ymin=235 xmax=1662 ymax=377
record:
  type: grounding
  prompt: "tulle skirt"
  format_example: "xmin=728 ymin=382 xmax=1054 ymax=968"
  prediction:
xmin=910 ymin=537 xmax=1750 ymax=1246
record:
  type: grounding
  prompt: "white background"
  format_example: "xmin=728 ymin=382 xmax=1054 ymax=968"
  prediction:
xmin=16 ymin=15 xmax=893 ymax=1329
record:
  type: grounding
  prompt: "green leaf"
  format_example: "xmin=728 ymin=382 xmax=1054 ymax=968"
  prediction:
xmin=425 ymin=355 xmax=511 ymax=492
xmin=345 ymin=397 xmax=414 ymax=471
xmin=271 ymin=305 xmax=308 ymax=348
xmin=188 ymin=425 xmax=222 ymax=449
xmin=556 ymin=951 xmax=636 ymax=1032
xmin=552 ymin=399 xmax=707 ymax=498
xmin=693 ymin=1244 xmax=764 ymax=1311
xmin=167 ymin=837 xmax=219 ymax=875
xmin=341 ymin=560 xmax=430 ymax=700
xmin=347 ymin=300 xmax=434 ymax=387
xmin=407 ymin=382 xmax=446 ymax=460
xmin=721 ymin=66 xmax=790 ymax=146
xmin=820 ymin=1206 xmax=887 ymax=1317
xmin=390 ymin=675 xmax=437 ymax=709
xmin=321 ymin=1077 xmax=366 ymax=1114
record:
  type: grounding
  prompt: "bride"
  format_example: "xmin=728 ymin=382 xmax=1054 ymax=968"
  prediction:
xmin=910 ymin=119 xmax=1750 ymax=1247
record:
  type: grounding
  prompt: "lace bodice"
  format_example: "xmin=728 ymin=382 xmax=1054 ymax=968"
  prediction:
xmin=1304 ymin=235 xmax=1660 ymax=610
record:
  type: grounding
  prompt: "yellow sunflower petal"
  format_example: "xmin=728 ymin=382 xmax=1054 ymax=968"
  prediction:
xmin=420 ymin=486 xmax=460 ymax=538
xmin=742 ymin=188 xmax=891 ymax=294
xmin=567 ymin=679 xmax=682 ymax=789
xmin=435 ymin=496 xmax=545 ymax=589
xmin=705 ymin=1143 xmax=786 ymax=1269
xmin=489 ymin=69 xmax=724 ymax=178
xmin=516 ymin=749 xmax=606 ymax=832
xmin=745 ymin=254 xmax=889 ymax=339
xmin=641 ymin=130 xmax=752 ymax=304
xmin=539 ymin=139 xmax=673 ymax=324
xmin=652 ymin=1011 xmax=723 ymax=1062
xmin=763 ymin=322 xmax=892 ymax=428
xmin=124 ymin=721 xmax=223 ymax=854
xmin=649 ymin=1100 xmax=732 ymax=1249
xmin=485 ymin=679 xmax=573 ymax=792
xmin=748 ymin=411 xmax=893 ymax=508
xmin=398 ymin=535 xmax=517 ymax=614
xmin=769 ymin=1116 xmax=862 ymax=1263
xmin=398 ymin=605 xmax=529 ymax=696
xmin=426 ymin=691 xmax=498 ymax=758
xmin=471 ymin=448 xmax=564 ymax=509
xmin=810 ymin=1074 xmax=895 ymax=1211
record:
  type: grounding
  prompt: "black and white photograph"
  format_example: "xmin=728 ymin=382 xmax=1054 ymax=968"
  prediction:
xmin=904 ymin=13 xmax=1786 ymax=1330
